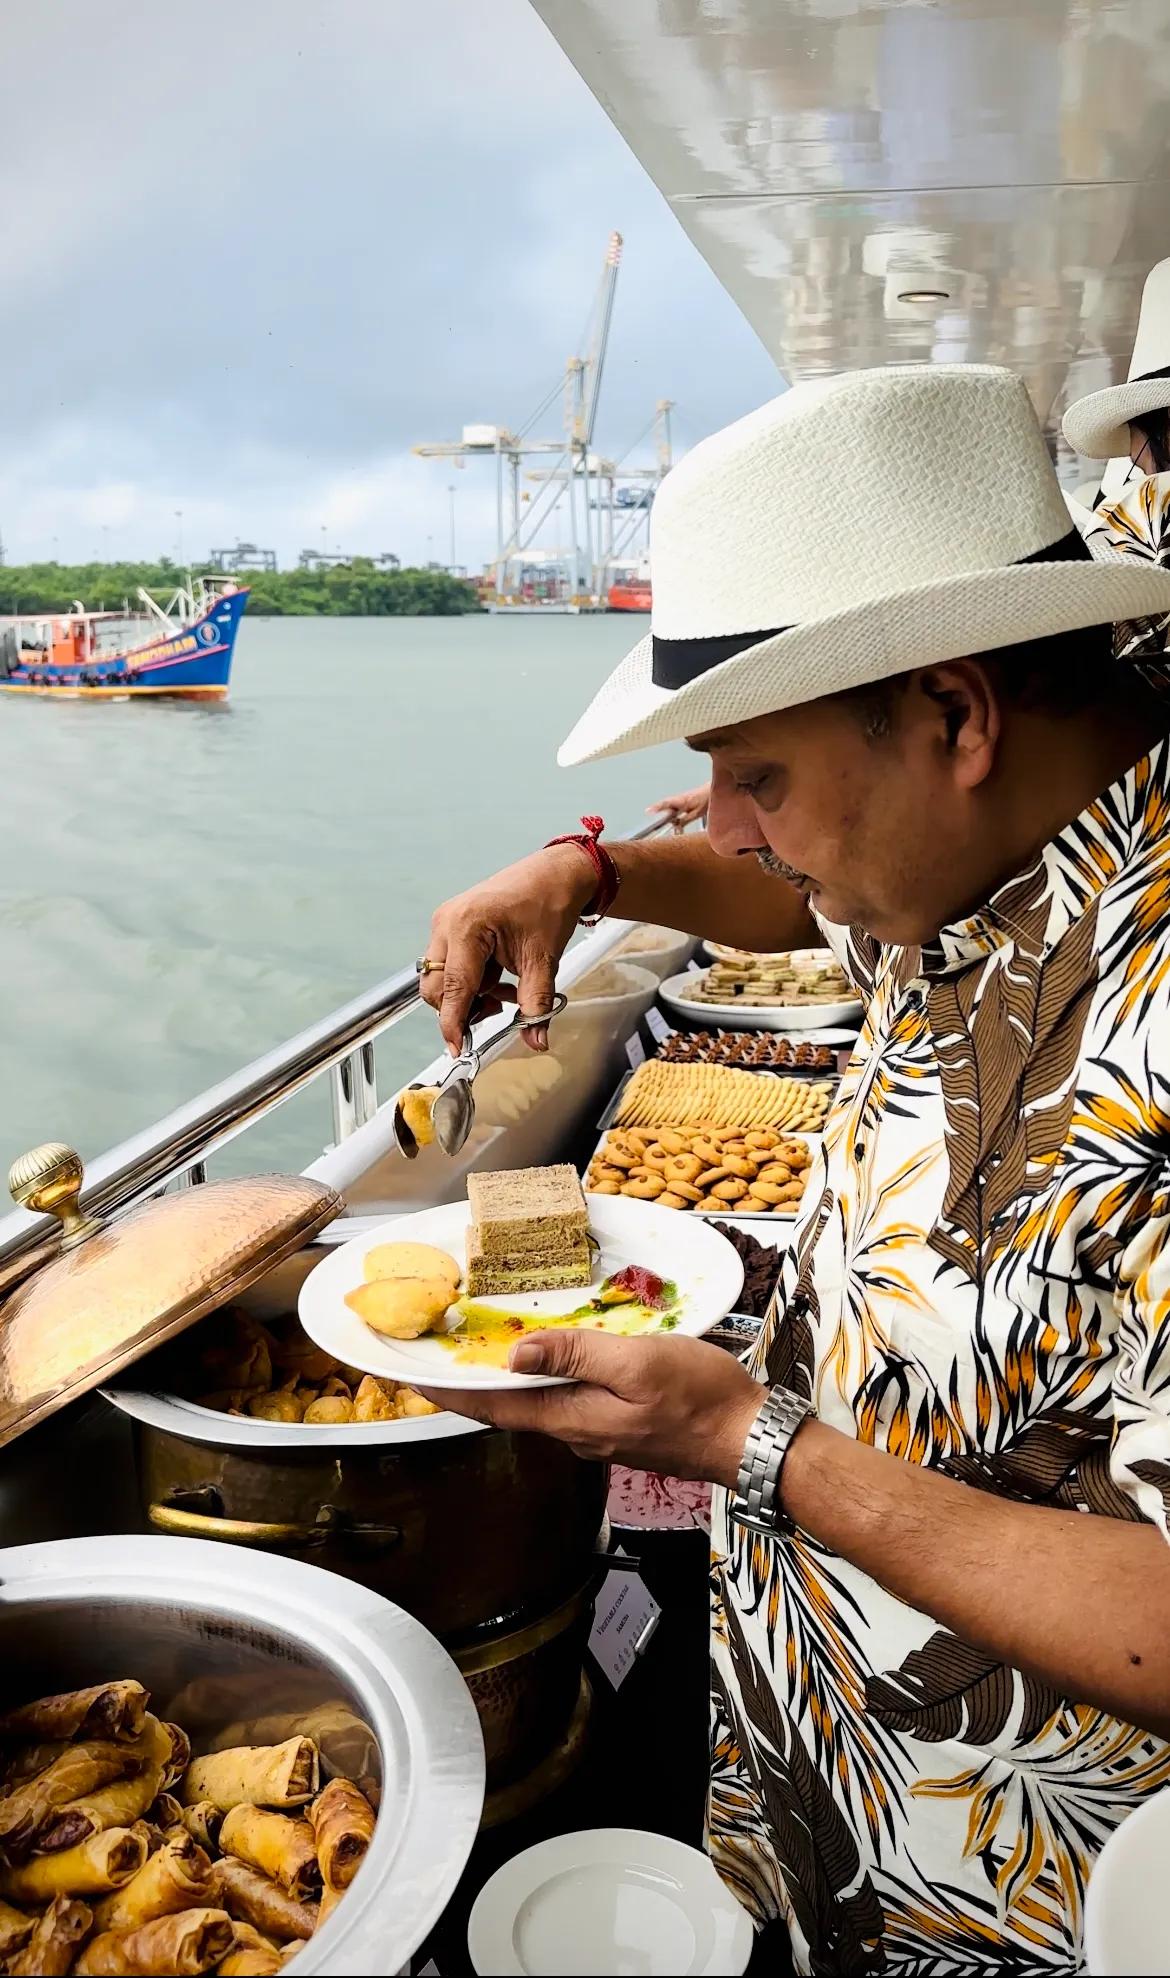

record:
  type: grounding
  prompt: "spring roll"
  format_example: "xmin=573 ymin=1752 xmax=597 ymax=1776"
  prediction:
xmin=209 ymin=1708 xmax=376 ymax=1788
xmin=75 ymin=1906 xmax=234 ymax=1975
xmin=0 ymin=1898 xmax=33 ymax=1959
xmin=0 ymin=1745 xmax=136 ymax=1856
xmin=0 ymin=1827 xmax=147 ymax=1902
xmin=223 ymin=1922 xmax=278 ymax=1954
xmin=149 ymin=1793 xmax=184 ymax=1830
xmin=161 ymin=1724 xmax=192 ymax=1791
xmin=17 ymin=1717 xmax=159 ymax=1796
xmin=181 ymin=1739 xmax=318 ymax=1814
xmin=0 ymin=1683 xmax=148 ymax=1745
xmin=307 ymin=1779 xmax=375 ymax=1893
xmin=126 ymin=1818 xmax=167 ymax=1856
xmin=219 ymin=1808 xmax=320 ymax=1901
xmin=314 ymin=1883 xmax=342 ymax=1930
xmin=217 ymin=1922 xmax=282 ymax=1976
xmin=5 ymin=1895 xmax=93 ymax=1977
xmin=215 ymin=1859 xmax=317 ymax=1942
xmin=220 ymin=1951 xmax=282 ymax=1976
xmin=171 ymin=1802 xmax=224 ymax=1854
xmin=93 ymin=1831 xmax=215 ymax=1933
xmin=39 ymin=1718 xmax=170 ymax=1852
xmin=2 ymin=1741 xmax=72 ymax=1787
xmin=221 ymin=1950 xmax=283 ymax=1975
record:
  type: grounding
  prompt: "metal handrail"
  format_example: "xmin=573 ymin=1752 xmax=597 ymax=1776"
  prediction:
xmin=0 ymin=813 xmax=672 ymax=1266
xmin=0 ymin=964 xmax=417 ymax=1265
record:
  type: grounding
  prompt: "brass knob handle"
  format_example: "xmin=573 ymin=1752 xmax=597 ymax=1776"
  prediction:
xmin=8 ymin=1143 xmax=101 ymax=1248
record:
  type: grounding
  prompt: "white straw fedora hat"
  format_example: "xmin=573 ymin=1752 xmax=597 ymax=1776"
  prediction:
xmin=559 ymin=364 xmax=1170 ymax=767
xmin=1063 ymin=259 xmax=1170 ymax=460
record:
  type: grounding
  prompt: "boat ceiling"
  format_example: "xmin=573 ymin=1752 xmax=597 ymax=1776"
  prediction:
xmin=529 ymin=0 xmax=1170 ymax=472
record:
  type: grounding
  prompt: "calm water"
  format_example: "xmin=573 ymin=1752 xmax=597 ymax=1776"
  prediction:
xmin=1 ymin=615 xmax=688 ymax=1175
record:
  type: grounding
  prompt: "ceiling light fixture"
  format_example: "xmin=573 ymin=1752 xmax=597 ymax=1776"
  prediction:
xmin=897 ymin=288 xmax=951 ymax=303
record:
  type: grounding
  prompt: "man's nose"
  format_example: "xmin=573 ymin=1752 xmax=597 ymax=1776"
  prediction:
xmin=706 ymin=781 xmax=765 ymax=860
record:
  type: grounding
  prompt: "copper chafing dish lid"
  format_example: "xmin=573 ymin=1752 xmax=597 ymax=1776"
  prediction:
xmin=0 ymin=1143 xmax=342 ymax=1448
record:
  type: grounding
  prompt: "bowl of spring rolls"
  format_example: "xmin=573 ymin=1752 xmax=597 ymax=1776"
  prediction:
xmin=0 ymin=1535 xmax=485 ymax=1976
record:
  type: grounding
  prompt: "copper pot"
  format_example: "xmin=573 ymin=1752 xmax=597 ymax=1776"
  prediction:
xmin=106 ymin=1389 xmax=606 ymax=1801
xmin=127 ymin=1406 xmax=605 ymax=1639
xmin=1 ymin=1141 xmax=606 ymax=1811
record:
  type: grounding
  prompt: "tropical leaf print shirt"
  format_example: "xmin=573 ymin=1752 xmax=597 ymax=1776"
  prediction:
xmin=709 ymin=737 xmax=1170 ymax=1975
xmin=1080 ymin=470 xmax=1170 ymax=665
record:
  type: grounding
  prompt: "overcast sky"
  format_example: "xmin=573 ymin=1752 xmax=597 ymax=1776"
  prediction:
xmin=0 ymin=0 xmax=781 ymax=571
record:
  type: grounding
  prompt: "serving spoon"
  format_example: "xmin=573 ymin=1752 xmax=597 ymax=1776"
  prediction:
xmin=393 ymin=994 xmax=569 ymax=1160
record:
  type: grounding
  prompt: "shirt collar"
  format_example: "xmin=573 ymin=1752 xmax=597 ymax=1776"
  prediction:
xmin=916 ymin=733 xmax=1170 ymax=978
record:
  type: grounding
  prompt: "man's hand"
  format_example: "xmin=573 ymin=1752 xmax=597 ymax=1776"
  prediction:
xmin=646 ymin=783 xmax=711 ymax=832
xmin=419 ymin=1330 xmax=764 ymax=1484
xmin=419 ymin=833 xmax=818 ymax=1055
xmin=420 ymin=844 xmax=595 ymax=1053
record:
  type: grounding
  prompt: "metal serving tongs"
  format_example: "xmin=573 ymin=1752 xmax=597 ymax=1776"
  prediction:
xmin=393 ymin=993 xmax=569 ymax=1160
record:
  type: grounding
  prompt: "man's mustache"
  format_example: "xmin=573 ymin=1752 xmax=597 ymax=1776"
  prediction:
xmin=755 ymin=848 xmax=810 ymax=889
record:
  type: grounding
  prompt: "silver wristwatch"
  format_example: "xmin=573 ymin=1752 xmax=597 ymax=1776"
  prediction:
xmin=730 ymin=1385 xmax=815 ymax=1536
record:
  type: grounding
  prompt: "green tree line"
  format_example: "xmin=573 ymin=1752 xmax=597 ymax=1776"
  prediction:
xmin=0 ymin=558 xmax=482 ymax=617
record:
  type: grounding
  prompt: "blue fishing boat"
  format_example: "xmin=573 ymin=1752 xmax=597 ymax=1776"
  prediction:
xmin=0 ymin=578 xmax=249 ymax=701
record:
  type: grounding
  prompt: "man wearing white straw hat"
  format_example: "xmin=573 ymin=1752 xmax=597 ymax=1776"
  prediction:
xmin=1064 ymin=257 xmax=1170 ymax=664
xmin=420 ymin=364 xmax=1170 ymax=1973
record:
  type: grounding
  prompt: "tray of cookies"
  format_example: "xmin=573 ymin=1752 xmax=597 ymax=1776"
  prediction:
xmin=605 ymin=1058 xmax=833 ymax=1136
xmin=584 ymin=1123 xmax=815 ymax=1218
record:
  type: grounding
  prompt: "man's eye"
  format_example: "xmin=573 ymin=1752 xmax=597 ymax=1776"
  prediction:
xmin=734 ymin=775 xmax=766 ymax=797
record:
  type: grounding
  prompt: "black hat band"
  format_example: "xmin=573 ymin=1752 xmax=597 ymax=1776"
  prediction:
xmin=649 ymin=525 xmax=1091 ymax=691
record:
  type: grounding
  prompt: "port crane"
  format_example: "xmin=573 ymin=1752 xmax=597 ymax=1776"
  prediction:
xmin=526 ymin=397 xmax=673 ymax=585
xmin=415 ymin=232 xmax=666 ymax=610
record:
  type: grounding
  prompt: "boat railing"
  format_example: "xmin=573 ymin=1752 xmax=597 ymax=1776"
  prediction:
xmin=0 ymin=814 xmax=674 ymax=1268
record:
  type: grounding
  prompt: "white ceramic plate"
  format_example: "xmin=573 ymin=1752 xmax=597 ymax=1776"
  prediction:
xmin=298 ymin=1197 xmax=744 ymax=1392
xmin=103 ymin=1383 xmax=486 ymax=1448
xmin=661 ymin=967 xmax=862 ymax=1032
xmin=467 ymin=1827 xmax=754 ymax=1977
xmin=1084 ymin=1785 xmax=1170 ymax=1974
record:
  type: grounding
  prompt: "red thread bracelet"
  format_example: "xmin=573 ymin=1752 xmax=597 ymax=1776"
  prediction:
xmin=544 ymin=815 xmax=621 ymax=925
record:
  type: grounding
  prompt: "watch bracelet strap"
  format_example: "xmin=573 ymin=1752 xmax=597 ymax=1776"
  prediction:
xmin=729 ymin=1384 xmax=815 ymax=1536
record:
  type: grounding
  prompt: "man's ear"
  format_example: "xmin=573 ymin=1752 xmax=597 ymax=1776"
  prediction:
xmin=916 ymin=659 xmax=1000 ymax=789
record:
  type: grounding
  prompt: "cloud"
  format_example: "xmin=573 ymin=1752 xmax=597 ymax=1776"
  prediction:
xmin=0 ymin=0 xmax=780 ymax=567
xmin=77 ymin=483 xmax=139 ymax=529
